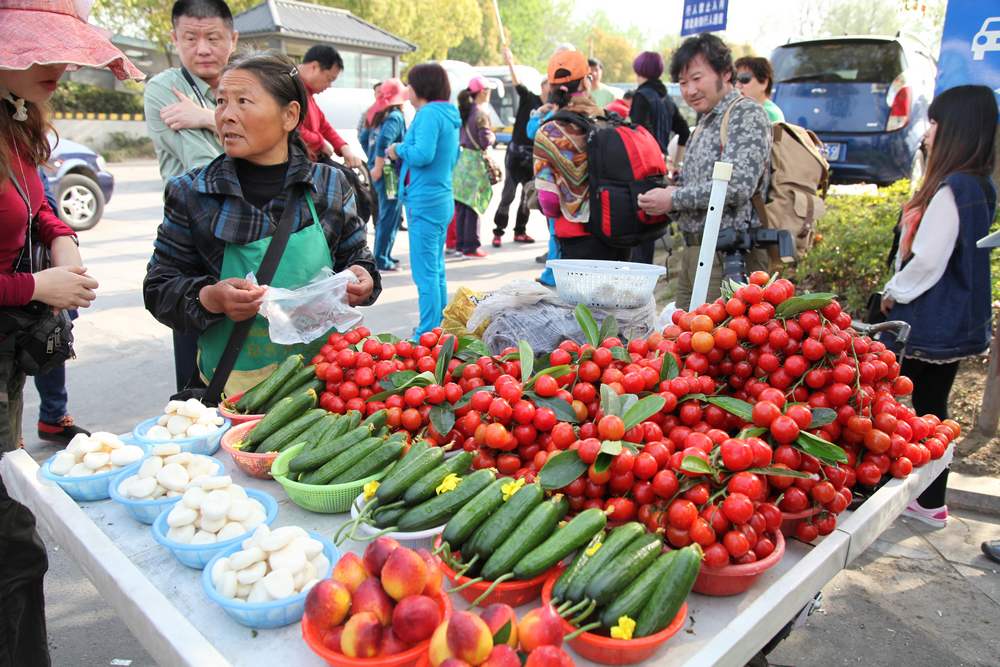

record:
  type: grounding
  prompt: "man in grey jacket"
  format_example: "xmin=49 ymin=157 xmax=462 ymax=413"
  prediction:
xmin=639 ymin=33 xmax=771 ymax=309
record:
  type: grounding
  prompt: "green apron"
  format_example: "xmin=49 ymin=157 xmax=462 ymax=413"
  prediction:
xmin=198 ymin=193 xmax=333 ymax=395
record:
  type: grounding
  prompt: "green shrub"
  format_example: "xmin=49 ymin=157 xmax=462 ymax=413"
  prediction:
xmin=789 ymin=181 xmax=909 ymax=316
xmin=51 ymin=81 xmax=144 ymax=115
xmin=100 ymin=132 xmax=155 ymax=162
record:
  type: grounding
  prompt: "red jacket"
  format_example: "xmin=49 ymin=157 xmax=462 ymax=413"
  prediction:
xmin=299 ymin=82 xmax=348 ymax=161
xmin=0 ymin=148 xmax=76 ymax=306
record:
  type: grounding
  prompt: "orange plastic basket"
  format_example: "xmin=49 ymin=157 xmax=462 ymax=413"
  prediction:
xmin=220 ymin=420 xmax=278 ymax=480
xmin=434 ymin=536 xmax=552 ymax=608
xmin=218 ymin=391 xmax=265 ymax=426
xmin=540 ymin=570 xmax=688 ymax=665
xmin=692 ymin=529 xmax=785 ymax=596
xmin=301 ymin=590 xmax=452 ymax=667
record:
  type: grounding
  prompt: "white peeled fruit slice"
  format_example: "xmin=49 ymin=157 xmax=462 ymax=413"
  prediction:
xmin=227 ymin=485 xmax=248 ymax=502
xmin=191 ymin=530 xmax=217 ymax=545
xmin=228 ymin=546 xmax=265 ymax=571
xmin=185 ymin=423 xmax=210 ymax=438
xmin=187 ymin=458 xmax=217 ymax=479
xmin=250 ymin=524 xmax=271 ymax=547
xmin=236 ymin=560 xmax=267 ymax=585
xmin=151 ymin=443 xmax=181 ymax=457
xmin=259 ymin=526 xmax=297 ymax=552
xmin=247 ymin=580 xmax=272 ymax=603
xmin=211 ymin=556 xmax=230 ymax=590
xmin=156 ymin=463 xmax=190 ymax=492
xmin=138 ymin=456 xmax=163 ymax=480
xmin=182 ymin=485 xmax=206 ymax=510
xmin=94 ymin=432 xmax=122 ymax=450
xmin=217 ymin=521 xmax=248 ymax=542
xmin=167 ymin=524 xmax=195 ymax=543
xmin=199 ymin=515 xmax=226 ymax=534
xmin=50 ymin=452 xmax=77 ymax=476
xmin=111 ymin=445 xmax=144 ymax=467
xmin=235 ymin=583 xmax=251 ymax=600
xmin=202 ymin=490 xmax=232 ymax=521
xmin=157 ymin=415 xmax=170 ymax=426
xmin=311 ymin=554 xmax=330 ymax=577
xmin=221 ymin=570 xmax=238 ymax=599
xmin=291 ymin=536 xmax=324 ymax=560
xmin=227 ymin=499 xmax=251 ymax=523
xmin=164 ymin=452 xmax=194 ymax=467
xmin=67 ymin=463 xmax=92 ymax=477
xmin=293 ymin=560 xmax=317 ymax=590
xmin=78 ymin=438 xmax=101 ymax=454
xmin=83 ymin=451 xmax=110 ymax=470
xmin=66 ymin=433 xmax=89 ymax=455
xmin=164 ymin=400 xmax=185 ymax=414
xmin=261 ymin=569 xmax=294 ymax=600
xmin=128 ymin=476 xmax=157 ymax=499
xmin=146 ymin=425 xmax=173 ymax=441
xmin=167 ymin=505 xmax=197 ymax=528
xmin=166 ymin=415 xmax=193 ymax=437
xmin=198 ymin=475 xmax=232 ymax=490
xmin=268 ymin=545 xmax=307 ymax=574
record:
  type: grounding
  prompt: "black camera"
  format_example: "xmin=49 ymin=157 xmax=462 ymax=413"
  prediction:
xmin=714 ymin=227 xmax=795 ymax=281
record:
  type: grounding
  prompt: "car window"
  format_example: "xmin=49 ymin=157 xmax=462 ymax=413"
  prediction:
xmin=772 ymin=41 xmax=904 ymax=83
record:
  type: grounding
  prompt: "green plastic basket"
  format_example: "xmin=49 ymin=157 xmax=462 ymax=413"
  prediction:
xmin=271 ymin=443 xmax=388 ymax=514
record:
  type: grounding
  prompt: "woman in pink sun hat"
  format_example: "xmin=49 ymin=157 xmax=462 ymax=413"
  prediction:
xmin=0 ymin=1 xmax=143 ymax=663
xmin=368 ymin=77 xmax=409 ymax=272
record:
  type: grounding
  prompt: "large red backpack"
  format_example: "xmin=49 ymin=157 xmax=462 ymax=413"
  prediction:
xmin=550 ymin=110 xmax=670 ymax=248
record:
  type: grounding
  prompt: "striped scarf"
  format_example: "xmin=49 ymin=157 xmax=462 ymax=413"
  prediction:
xmin=533 ymin=94 xmax=602 ymax=222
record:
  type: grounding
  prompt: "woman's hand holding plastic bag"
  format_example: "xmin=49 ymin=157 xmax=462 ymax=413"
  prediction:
xmin=254 ymin=267 xmax=365 ymax=345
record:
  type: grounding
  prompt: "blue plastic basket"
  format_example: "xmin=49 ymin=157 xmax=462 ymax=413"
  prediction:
xmin=38 ymin=455 xmax=142 ymax=502
xmin=201 ymin=531 xmax=339 ymax=629
xmin=109 ymin=455 xmax=225 ymax=524
xmin=151 ymin=487 xmax=279 ymax=569
xmin=132 ymin=416 xmax=231 ymax=456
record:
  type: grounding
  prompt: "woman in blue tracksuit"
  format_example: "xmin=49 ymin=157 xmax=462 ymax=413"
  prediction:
xmin=369 ymin=78 xmax=407 ymax=272
xmin=526 ymin=102 xmax=559 ymax=285
xmin=386 ymin=63 xmax=461 ymax=335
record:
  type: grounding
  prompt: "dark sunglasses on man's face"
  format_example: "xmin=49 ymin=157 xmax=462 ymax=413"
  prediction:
xmin=736 ymin=72 xmax=754 ymax=85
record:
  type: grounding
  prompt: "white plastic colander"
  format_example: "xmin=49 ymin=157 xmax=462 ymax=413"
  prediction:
xmin=547 ymin=259 xmax=665 ymax=309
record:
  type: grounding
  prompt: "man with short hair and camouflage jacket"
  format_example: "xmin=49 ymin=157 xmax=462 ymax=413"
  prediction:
xmin=639 ymin=33 xmax=771 ymax=309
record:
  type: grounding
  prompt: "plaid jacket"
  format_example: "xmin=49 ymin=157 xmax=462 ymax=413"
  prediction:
xmin=144 ymin=144 xmax=380 ymax=334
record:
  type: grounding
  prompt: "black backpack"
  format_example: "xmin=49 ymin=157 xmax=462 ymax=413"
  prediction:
xmin=634 ymin=86 xmax=674 ymax=154
xmin=550 ymin=111 xmax=670 ymax=248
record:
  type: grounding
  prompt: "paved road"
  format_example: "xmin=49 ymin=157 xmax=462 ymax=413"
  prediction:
xmin=19 ymin=161 xmax=1000 ymax=666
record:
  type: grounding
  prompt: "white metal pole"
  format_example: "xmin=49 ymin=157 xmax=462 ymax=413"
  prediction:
xmin=689 ymin=161 xmax=733 ymax=309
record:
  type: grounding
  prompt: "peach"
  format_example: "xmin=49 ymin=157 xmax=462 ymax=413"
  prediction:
xmin=379 ymin=628 xmax=410 ymax=656
xmin=481 ymin=644 xmax=521 ymax=667
xmin=446 ymin=610 xmax=494 ymax=666
xmin=341 ymin=612 xmax=383 ymax=658
xmin=392 ymin=594 xmax=442 ymax=644
xmin=363 ymin=536 xmax=400 ymax=577
xmin=428 ymin=620 xmax=453 ymax=667
xmin=304 ymin=579 xmax=351 ymax=631
xmin=320 ymin=625 xmax=344 ymax=654
xmin=417 ymin=548 xmax=444 ymax=597
xmin=381 ymin=547 xmax=429 ymax=601
xmin=332 ymin=552 xmax=369 ymax=594
xmin=479 ymin=603 xmax=518 ymax=648
xmin=524 ymin=645 xmax=574 ymax=667
xmin=352 ymin=577 xmax=395 ymax=626
xmin=517 ymin=605 xmax=563 ymax=652
xmin=440 ymin=660 xmax=472 ymax=667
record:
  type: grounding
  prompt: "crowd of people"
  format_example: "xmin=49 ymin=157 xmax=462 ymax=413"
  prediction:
xmin=1 ymin=0 xmax=999 ymax=663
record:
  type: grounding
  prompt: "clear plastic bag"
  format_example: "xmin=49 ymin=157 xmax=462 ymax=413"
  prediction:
xmin=255 ymin=267 xmax=362 ymax=344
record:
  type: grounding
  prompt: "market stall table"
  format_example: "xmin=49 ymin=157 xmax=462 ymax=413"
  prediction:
xmin=1 ymin=444 xmax=952 ymax=667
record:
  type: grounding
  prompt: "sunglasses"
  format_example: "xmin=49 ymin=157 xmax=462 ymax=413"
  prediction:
xmin=736 ymin=72 xmax=755 ymax=85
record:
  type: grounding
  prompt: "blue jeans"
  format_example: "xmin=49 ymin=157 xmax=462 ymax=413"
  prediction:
xmin=373 ymin=178 xmax=403 ymax=270
xmin=406 ymin=201 xmax=450 ymax=335
xmin=538 ymin=217 xmax=559 ymax=286
xmin=33 ymin=309 xmax=78 ymax=423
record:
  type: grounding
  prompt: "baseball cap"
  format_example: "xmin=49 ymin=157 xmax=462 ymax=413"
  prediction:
xmin=468 ymin=75 xmax=498 ymax=94
xmin=547 ymin=50 xmax=589 ymax=86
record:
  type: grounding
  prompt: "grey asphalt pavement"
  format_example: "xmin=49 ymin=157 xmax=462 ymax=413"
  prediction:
xmin=18 ymin=161 xmax=1000 ymax=666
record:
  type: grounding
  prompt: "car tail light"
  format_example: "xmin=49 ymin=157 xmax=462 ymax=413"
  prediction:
xmin=886 ymin=75 xmax=911 ymax=132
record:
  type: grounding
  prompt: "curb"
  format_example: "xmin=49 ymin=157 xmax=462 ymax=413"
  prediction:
xmin=947 ymin=472 xmax=1000 ymax=516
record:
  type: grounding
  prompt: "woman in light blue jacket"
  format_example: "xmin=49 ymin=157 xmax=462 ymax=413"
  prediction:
xmin=387 ymin=63 xmax=461 ymax=335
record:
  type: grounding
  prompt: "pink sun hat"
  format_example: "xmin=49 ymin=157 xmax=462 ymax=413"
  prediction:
xmin=365 ymin=78 xmax=409 ymax=125
xmin=0 ymin=0 xmax=145 ymax=81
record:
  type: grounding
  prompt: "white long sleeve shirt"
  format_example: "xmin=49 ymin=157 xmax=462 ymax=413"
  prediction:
xmin=883 ymin=186 xmax=960 ymax=304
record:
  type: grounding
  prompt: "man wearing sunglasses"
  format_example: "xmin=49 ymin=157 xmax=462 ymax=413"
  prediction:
xmin=735 ymin=56 xmax=785 ymax=123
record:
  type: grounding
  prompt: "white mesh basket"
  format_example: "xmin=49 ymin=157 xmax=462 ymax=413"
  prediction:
xmin=547 ymin=259 xmax=665 ymax=309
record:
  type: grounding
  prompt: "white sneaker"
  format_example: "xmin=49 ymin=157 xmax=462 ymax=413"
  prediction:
xmin=901 ymin=500 xmax=948 ymax=528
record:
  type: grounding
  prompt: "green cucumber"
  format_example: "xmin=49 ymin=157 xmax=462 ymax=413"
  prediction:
xmin=260 ymin=366 xmax=318 ymax=412
xmin=242 ymin=389 xmax=316 ymax=451
xmin=402 ymin=452 xmax=474 ymax=506
xmin=512 ymin=507 xmax=608 ymax=580
xmin=345 ymin=411 xmax=363 ymax=430
xmin=396 ymin=469 xmax=496 ymax=532
xmin=480 ymin=496 xmax=569 ymax=582
xmin=360 ymin=409 xmax=388 ymax=430
xmin=635 ymin=544 xmax=703 ymax=637
xmin=564 ymin=521 xmax=646 ymax=603
xmin=235 ymin=355 xmax=302 ymax=414
xmin=256 ymin=409 xmax=326 ymax=453
xmin=297 ymin=414 xmax=341 ymax=455
xmin=373 ymin=505 xmax=407 ymax=529
xmin=330 ymin=438 xmax=404 ymax=484
xmin=441 ymin=478 xmax=507 ymax=549
xmin=584 ymin=532 xmax=663 ymax=606
xmin=464 ymin=482 xmax=544 ymax=561
xmin=552 ymin=530 xmax=605 ymax=602
xmin=301 ymin=435 xmax=387 ymax=485
xmin=374 ymin=445 xmax=443 ymax=505
xmin=600 ymin=551 xmax=678 ymax=629
xmin=289 ymin=423 xmax=375 ymax=472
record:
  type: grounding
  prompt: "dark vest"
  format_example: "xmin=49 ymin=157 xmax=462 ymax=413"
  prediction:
xmin=634 ymin=82 xmax=674 ymax=154
xmin=885 ymin=172 xmax=996 ymax=360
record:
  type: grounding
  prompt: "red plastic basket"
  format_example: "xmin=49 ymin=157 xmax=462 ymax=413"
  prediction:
xmin=540 ymin=570 xmax=688 ymax=665
xmin=780 ymin=507 xmax=820 ymax=537
xmin=220 ymin=419 xmax=278 ymax=480
xmin=692 ymin=529 xmax=785 ymax=596
xmin=218 ymin=391 xmax=265 ymax=426
xmin=302 ymin=591 xmax=452 ymax=667
xmin=433 ymin=536 xmax=552 ymax=608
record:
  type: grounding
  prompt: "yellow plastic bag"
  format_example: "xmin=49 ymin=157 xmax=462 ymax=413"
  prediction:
xmin=442 ymin=286 xmax=487 ymax=337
